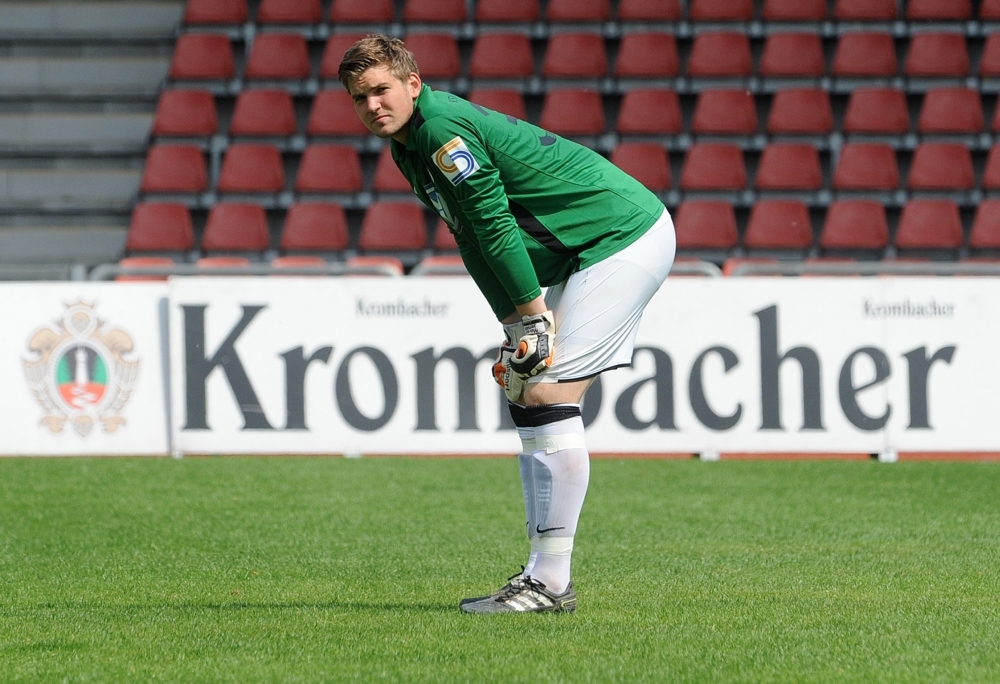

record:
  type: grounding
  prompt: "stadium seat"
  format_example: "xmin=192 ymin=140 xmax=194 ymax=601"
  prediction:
xmin=475 ymin=0 xmax=540 ymax=22
xmin=832 ymin=0 xmax=897 ymax=20
xmin=539 ymin=89 xmax=606 ymax=136
xmin=329 ymin=0 xmax=395 ymax=23
xmin=373 ymin=146 xmax=411 ymax=193
xmin=617 ymin=0 xmax=681 ymax=21
xmin=403 ymin=33 xmax=460 ymax=80
xmin=744 ymin=200 xmax=813 ymax=250
xmin=183 ymin=0 xmax=248 ymax=25
xmin=687 ymin=32 xmax=753 ymax=78
xmin=280 ymin=202 xmax=350 ymax=252
xmin=257 ymin=0 xmax=322 ymax=23
xmin=196 ymin=256 xmax=252 ymax=270
xmin=754 ymin=143 xmax=822 ymax=191
xmin=430 ymin=219 xmax=457 ymax=250
xmin=358 ymin=202 xmax=428 ymax=253
xmin=345 ymin=255 xmax=406 ymax=275
xmin=762 ymin=0 xmax=827 ymax=21
xmin=542 ymin=33 xmax=608 ymax=79
xmin=469 ymin=34 xmax=534 ymax=79
xmin=906 ymin=0 xmax=972 ymax=20
xmin=766 ymin=88 xmax=833 ymax=136
xmin=832 ymin=143 xmax=900 ymax=190
xmin=689 ymin=0 xmax=754 ymax=21
xmin=680 ymin=143 xmax=746 ymax=191
xmin=691 ymin=89 xmax=758 ymax=136
xmin=904 ymin=33 xmax=970 ymax=78
xmin=403 ymin=0 xmax=467 ymax=23
xmin=468 ymin=89 xmax=527 ymax=120
xmin=319 ymin=33 xmax=366 ymax=79
xmin=981 ymin=144 xmax=1000 ymax=190
xmin=270 ymin=255 xmax=327 ymax=270
xmin=140 ymin=145 xmax=209 ymax=193
xmin=969 ymin=200 xmax=1000 ymax=249
xmin=907 ymin=143 xmax=975 ymax=191
xmin=168 ymin=34 xmax=234 ymax=81
xmin=546 ymin=0 xmax=611 ymax=22
xmin=125 ymin=202 xmax=195 ymax=252
xmin=228 ymin=89 xmax=296 ymax=136
xmin=115 ymin=256 xmax=175 ymax=281
xmin=294 ymin=145 xmax=363 ymax=193
xmin=759 ymin=33 xmax=826 ymax=78
xmin=614 ymin=32 xmax=679 ymax=79
xmin=217 ymin=144 xmax=285 ymax=193
xmin=616 ymin=89 xmax=682 ymax=135
xmin=307 ymin=89 xmax=369 ymax=137
xmin=202 ymin=202 xmax=272 ymax=253
xmin=983 ymin=0 xmax=1000 ymax=19
xmin=819 ymin=200 xmax=889 ymax=250
xmin=917 ymin=88 xmax=984 ymax=134
xmin=610 ymin=143 xmax=671 ymax=191
xmin=151 ymin=89 xmax=218 ymax=137
xmin=842 ymin=88 xmax=909 ymax=135
xmin=673 ymin=200 xmax=739 ymax=249
xmin=831 ymin=33 xmax=897 ymax=78
xmin=244 ymin=33 xmax=311 ymax=80
xmin=895 ymin=200 xmax=963 ymax=249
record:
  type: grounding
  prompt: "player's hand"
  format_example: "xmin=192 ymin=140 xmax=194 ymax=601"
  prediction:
xmin=492 ymin=343 xmax=525 ymax=402
xmin=509 ymin=311 xmax=556 ymax=378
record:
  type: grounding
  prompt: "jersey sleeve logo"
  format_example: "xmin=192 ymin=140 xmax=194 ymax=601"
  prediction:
xmin=433 ymin=136 xmax=480 ymax=186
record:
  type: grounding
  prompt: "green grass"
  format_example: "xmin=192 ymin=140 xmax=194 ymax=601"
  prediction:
xmin=1 ymin=456 xmax=999 ymax=683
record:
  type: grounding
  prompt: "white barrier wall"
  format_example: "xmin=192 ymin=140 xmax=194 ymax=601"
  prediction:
xmin=3 ymin=277 xmax=998 ymax=456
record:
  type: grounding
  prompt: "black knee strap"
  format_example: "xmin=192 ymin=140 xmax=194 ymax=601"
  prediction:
xmin=507 ymin=402 xmax=532 ymax=428
xmin=525 ymin=403 xmax=581 ymax=427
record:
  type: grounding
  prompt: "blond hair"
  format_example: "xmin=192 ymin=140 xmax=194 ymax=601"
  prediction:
xmin=338 ymin=35 xmax=420 ymax=89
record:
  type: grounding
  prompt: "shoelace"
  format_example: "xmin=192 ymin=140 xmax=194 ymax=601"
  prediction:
xmin=495 ymin=573 xmax=548 ymax=602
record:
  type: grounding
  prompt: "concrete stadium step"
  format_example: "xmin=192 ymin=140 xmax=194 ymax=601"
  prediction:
xmin=0 ymin=2 xmax=183 ymax=41
xmin=0 ymin=168 xmax=141 ymax=211
xmin=0 ymin=56 xmax=170 ymax=98
xmin=0 ymin=226 xmax=127 ymax=266
xmin=0 ymin=112 xmax=153 ymax=154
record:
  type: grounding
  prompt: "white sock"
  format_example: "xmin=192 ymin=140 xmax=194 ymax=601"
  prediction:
xmin=516 ymin=426 xmax=538 ymax=576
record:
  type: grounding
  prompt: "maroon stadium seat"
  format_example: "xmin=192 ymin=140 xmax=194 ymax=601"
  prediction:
xmin=970 ymin=200 xmax=1000 ymax=249
xmin=917 ymin=88 xmax=984 ymax=134
xmin=763 ymin=0 xmax=826 ymax=21
xmin=842 ymin=88 xmax=909 ymax=135
xmin=680 ymin=143 xmax=746 ymax=190
xmin=307 ymin=89 xmax=369 ymax=136
xmin=895 ymin=200 xmax=963 ymax=249
xmin=542 ymin=33 xmax=608 ymax=79
xmin=257 ymin=0 xmax=322 ymax=23
xmin=403 ymin=0 xmax=467 ymax=23
xmin=687 ymin=32 xmax=752 ymax=78
xmin=294 ymin=145 xmax=363 ymax=193
xmin=689 ymin=0 xmax=754 ymax=21
xmin=691 ymin=89 xmax=757 ymax=136
xmin=217 ymin=144 xmax=285 ymax=193
xmin=244 ymin=33 xmax=310 ymax=80
xmin=319 ymin=33 xmax=366 ymax=79
xmin=616 ymin=89 xmax=682 ymax=135
xmin=229 ymin=89 xmax=296 ymax=136
xmin=539 ymin=89 xmax=605 ymax=135
xmin=759 ymin=33 xmax=825 ymax=78
xmin=907 ymin=143 xmax=975 ymax=191
xmin=475 ymin=0 xmax=539 ymax=21
xmin=981 ymin=144 xmax=1000 ymax=190
xmin=906 ymin=0 xmax=972 ymax=20
xmin=754 ymin=143 xmax=822 ymax=190
xmin=469 ymin=34 xmax=534 ymax=79
xmin=329 ymin=0 xmax=394 ymax=23
xmin=832 ymin=143 xmax=900 ymax=190
xmin=546 ymin=0 xmax=611 ymax=22
xmin=140 ymin=145 xmax=208 ymax=193
xmin=151 ymin=89 xmax=218 ymax=137
xmin=744 ymin=200 xmax=813 ymax=249
xmin=610 ymin=143 xmax=671 ymax=191
xmin=359 ymin=202 xmax=429 ymax=251
xmin=183 ymin=0 xmax=248 ymax=25
xmin=280 ymin=202 xmax=350 ymax=252
xmin=126 ymin=203 xmax=195 ymax=252
xmin=820 ymin=201 xmax=889 ymax=250
xmin=833 ymin=0 xmax=897 ymax=20
xmin=202 ymin=203 xmax=271 ymax=253
xmin=614 ymin=32 xmax=679 ymax=78
xmin=373 ymin=146 xmax=411 ymax=193
xmin=617 ymin=0 xmax=681 ymax=21
xmin=169 ymin=34 xmax=234 ymax=80
xmin=674 ymin=201 xmax=739 ymax=249
xmin=766 ymin=88 xmax=833 ymax=135
xmin=832 ymin=33 xmax=896 ymax=78
xmin=904 ymin=33 xmax=970 ymax=78
xmin=404 ymin=33 xmax=461 ymax=79
xmin=468 ymin=89 xmax=528 ymax=120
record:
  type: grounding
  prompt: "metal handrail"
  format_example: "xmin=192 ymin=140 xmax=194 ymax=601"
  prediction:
xmin=729 ymin=261 xmax=1000 ymax=277
xmin=87 ymin=262 xmax=403 ymax=280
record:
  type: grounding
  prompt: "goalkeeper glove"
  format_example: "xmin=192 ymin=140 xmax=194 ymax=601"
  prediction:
xmin=509 ymin=311 xmax=556 ymax=377
xmin=492 ymin=343 xmax=525 ymax=403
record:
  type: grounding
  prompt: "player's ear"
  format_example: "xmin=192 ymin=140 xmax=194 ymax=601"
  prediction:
xmin=406 ymin=72 xmax=422 ymax=98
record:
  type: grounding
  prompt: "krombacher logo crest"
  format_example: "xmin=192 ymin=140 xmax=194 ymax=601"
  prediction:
xmin=22 ymin=301 xmax=139 ymax=437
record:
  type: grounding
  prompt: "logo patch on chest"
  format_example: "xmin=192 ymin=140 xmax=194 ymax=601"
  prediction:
xmin=433 ymin=136 xmax=480 ymax=185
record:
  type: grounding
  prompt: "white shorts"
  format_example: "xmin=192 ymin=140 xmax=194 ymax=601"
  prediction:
xmin=531 ymin=208 xmax=676 ymax=384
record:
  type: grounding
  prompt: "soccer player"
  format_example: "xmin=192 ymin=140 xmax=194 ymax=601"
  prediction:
xmin=339 ymin=35 xmax=675 ymax=614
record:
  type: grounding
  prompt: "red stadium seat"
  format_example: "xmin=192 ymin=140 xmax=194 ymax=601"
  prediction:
xmin=766 ymin=88 xmax=833 ymax=135
xmin=345 ymin=255 xmax=405 ymax=275
xmin=373 ymin=146 xmax=411 ymax=193
xmin=468 ymin=89 xmax=527 ymax=120
xmin=970 ymin=200 xmax=1000 ymax=249
xmin=329 ymin=0 xmax=394 ymax=23
xmin=359 ymin=202 xmax=428 ymax=251
xmin=906 ymin=0 xmax=972 ymax=20
xmin=744 ymin=200 xmax=813 ymax=249
xmin=169 ymin=34 xmax=234 ymax=80
xmin=759 ymin=33 xmax=825 ymax=78
xmin=433 ymin=219 xmax=459 ymax=250
xmin=542 ymin=33 xmax=608 ymax=79
xmin=140 ymin=145 xmax=208 ymax=193
xmin=614 ymin=32 xmax=679 ymax=78
xmin=981 ymin=33 xmax=1000 ymax=80
xmin=196 ymin=255 xmax=252 ymax=269
xmin=904 ymin=33 xmax=970 ymax=78
xmin=294 ymin=145 xmax=363 ymax=193
xmin=680 ymin=143 xmax=746 ymax=190
xmin=244 ymin=33 xmax=310 ymax=80
xmin=126 ymin=203 xmax=195 ymax=252
xmin=469 ymin=34 xmax=534 ymax=79
xmin=820 ymin=201 xmax=889 ymax=250
xmin=403 ymin=33 xmax=460 ymax=79
xmin=151 ymin=89 xmax=218 ymax=137
xmin=983 ymin=0 xmax=1000 ymax=19
xmin=981 ymin=144 xmax=1000 ymax=189
xmin=687 ymin=32 xmax=752 ymax=78
xmin=183 ymin=0 xmax=248 ymax=25
xmin=763 ymin=0 xmax=826 ymax=21
xmin=832 ymin=33 xmax=897 ymax=78
xmin=610 ymin=143 xmax=671 ymax=191
xmin=917 ymin=88 xmax=984 ymax=134
xmin=475 ymin=0 xmax=539 ymax=22
xmin=616 ymin=89 xmax=682 ymax=135
xmin=229 ymin=89 xmax=296 ymax=136
xmin=403 ymin=0 xmax=467 ymax=23
xmin=546 ymin=0 xmax=611 ymax=22
xmin=833 ymin=0 xmax=897 ymax=20
xmin=691 ymin=89 xmax=757 ymax=135
xmin=280 ymin=202 xmax=350 ymax=251
xmin=307 ymin=89 xmax=369 ymax=137
xmin=842 ymin=88 xmax=909 ymax=135
xmin=754 ymin=144 xmax=822 ymax=191
xmin=832 ymin=143 xmax=900 ymax=190
xmin=202 ymin=203 xmax=271 ymax=252
xmin=689 ymin=0 xmax=754 ymax=21
xmin=907 ymin=143 xmax=974 ymax=190
xmin=318 ymin=33 xmax=366 ymax=79
xmin=895 ymin=200 xmax=963 ymax=249
xmin=617 ymin=0 xmax=681 ymax=21
xmin=217 ymin=144 xmax=285 ymax=193
xmin=673 ymin=200 xmax=739 ymax=249
xmin=257 ymin=0 xmax=322 ymax=23
xmin=116 ymin=256 xmax=175 ymax=281
xmin=271 ymin=255 xmax=326 ymax=270
xmin=539 ymin=89 xmax=605 ymax=135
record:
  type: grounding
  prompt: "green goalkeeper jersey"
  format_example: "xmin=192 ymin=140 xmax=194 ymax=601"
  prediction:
xmin=390 ymin=84 xmax=665 ymax=320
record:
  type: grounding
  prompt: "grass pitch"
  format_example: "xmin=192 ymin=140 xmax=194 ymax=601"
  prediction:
xmin=1 ymin=455 xmax=999 ymax=683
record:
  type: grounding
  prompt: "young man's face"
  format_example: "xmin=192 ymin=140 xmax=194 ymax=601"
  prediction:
xmin=347 ymin=66 xmax=422 ymax=143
